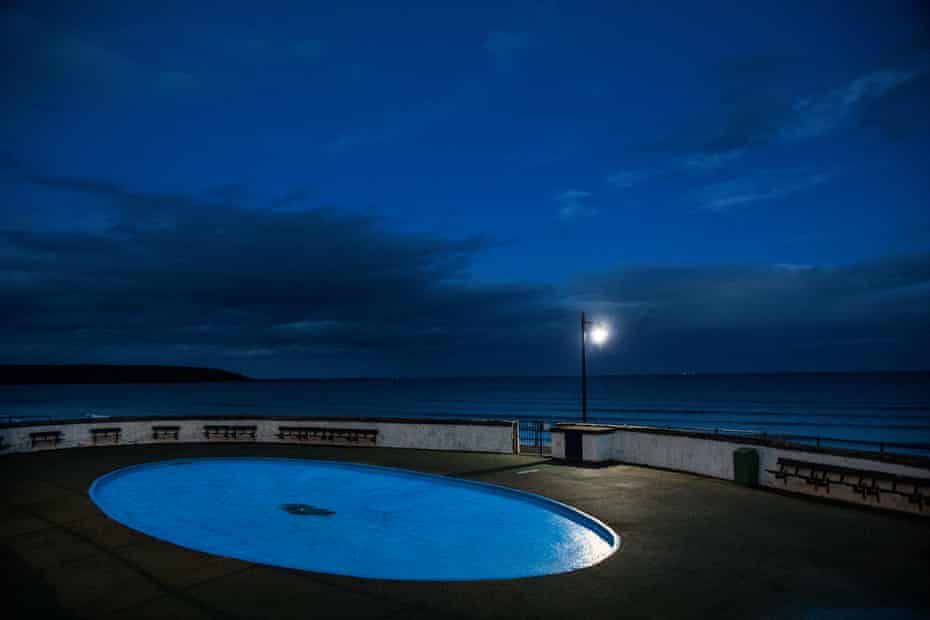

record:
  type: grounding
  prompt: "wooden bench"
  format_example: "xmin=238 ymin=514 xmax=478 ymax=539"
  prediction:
xmin=767 ymin=457 xmax=930 ymax=508
xmin=30 ymin=430 xmax=63 ymax=448
xmin=90 ymin=427 xmax=121 ymax=444
xmin=203 ymin=425 xmax=257 ymax=441
xmin=152 ymin=425 xmax=181 ymax=441
xmin=277 ymin=426 xmax=378 ymax=445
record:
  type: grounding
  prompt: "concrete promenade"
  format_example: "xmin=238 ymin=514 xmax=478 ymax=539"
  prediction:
xmin=2 ymin=443 xmax=928 ymax=619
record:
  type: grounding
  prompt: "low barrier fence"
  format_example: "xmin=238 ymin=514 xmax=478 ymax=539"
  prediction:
xmin=510 ymin=416 xmax=930 ymax=460
xmin=3 ymin=412 xmax=927 ymax=460
xmin=549 ymin=423 xmax=930 ymax=516
xmin=517 ymin=420 xmax=551 ymax=456
xmin=0 ymin=416 xmax=518 ymax=455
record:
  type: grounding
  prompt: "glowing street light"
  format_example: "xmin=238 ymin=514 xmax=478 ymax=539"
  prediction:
xmin=581 ymin=313 xmax=609 ymax=423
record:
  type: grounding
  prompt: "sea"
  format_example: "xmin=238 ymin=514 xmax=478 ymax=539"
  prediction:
xmin=2 ymin=373 xmax=928 ymax=454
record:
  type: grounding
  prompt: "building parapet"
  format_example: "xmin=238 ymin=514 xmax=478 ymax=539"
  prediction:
xmin=0 ymin=416 xmax=518 ymax=456
xmin=551 ymin=423 xmax=930 ymax=516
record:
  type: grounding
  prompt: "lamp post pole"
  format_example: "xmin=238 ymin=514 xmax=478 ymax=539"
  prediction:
xmin=581 ymin=312 xmax=588 ymax=423
xmin=581 ymin=313 xmax=609 ymax=424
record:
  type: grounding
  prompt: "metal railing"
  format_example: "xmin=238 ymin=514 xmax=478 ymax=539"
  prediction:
xmin=751 ymin=432 xmax=930 ymax=457
xmin=518 ymin=419 xmax=551 ymax=456
xmin=1 ymin=414 xmax=55 ymax=424
xmin=3 ymin=412 xmax=928 ymax=459
xmin=512 ymin=417 xmax=930 ymax=459
xmin=592 ymin=422 xmax=930 ymax=458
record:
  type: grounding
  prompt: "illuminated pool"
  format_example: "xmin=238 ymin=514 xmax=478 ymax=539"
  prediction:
xmin=89 ymin=458 xmax=618 ymax=580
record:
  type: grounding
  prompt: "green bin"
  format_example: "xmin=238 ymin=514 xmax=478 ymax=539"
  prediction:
xmin=733 ymin=448 xmax=759 ymax=487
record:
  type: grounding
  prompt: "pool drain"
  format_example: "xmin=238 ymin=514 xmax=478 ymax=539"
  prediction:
xmin=281 ymin=503 xmax=335 ymax=516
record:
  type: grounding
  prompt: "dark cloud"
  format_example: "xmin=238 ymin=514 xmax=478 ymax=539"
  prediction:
xmin=271 ymin=188 xmax=316 ymax=210
xmin=635 ymin=53 xmax=796 ymax=158
xmin=2 ymin=173 xmax=928 ymax=375
xmin=858 ymin=67 xmax=930 ymax=140
xmin=696 ymin=168 xmax=833 ymax=211
xmin=573 ymin=255 xmax=930 ymax=372
xmin=636 ymin=51 xmax=930 ymax=162
xmin=1 ymin=174 xmax=570 ymax=375
xmin=1 ymin=8 xmax=201 ymax=102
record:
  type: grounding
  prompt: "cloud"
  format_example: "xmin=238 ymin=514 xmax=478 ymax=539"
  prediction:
xmin=1 ymin=11 xmax=131 ymax=87
xmin=2 ymin=10 xmax=200 ymax=96
xmin=606 ymin=171 xmax=654 ymax=189
xmin=579 ymin=254 xmax=930 ymax=329
xmin=483 ymin=30 xmax=530 ymax=68
xmin=606 ymin=148 xmax=744 ymax=191
xmin=555 ymin=190 xmax=597 ymax=220
xmin=697 ymin=168 xmax=834 ymax=211
xmin=570 ymin=253 xmax=930 ymax=372
xmin=605 ymin=59 xmax=924 ymax=207
xmin=857 ymin=65 xmax=930 ymax=139
xmin=627 ymin=52 xmax=930 ymax=177
xmin=271 ymin=188 xmax=316 ymax=210
xmin=321 ymin=80 xmax=486 ymax=155
xmin=781 ymin=57 xmax=930 ymax=142
xmin=3 ymin=172 xmax=927 ymax=374
xmin=677 ymin=149 xmax=745 ymax=173
xmin=1 ymin=173 xmax=573 ymax=375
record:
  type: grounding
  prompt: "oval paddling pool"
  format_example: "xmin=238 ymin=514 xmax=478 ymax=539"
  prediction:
xmin=89 ymin=457 xmax=619 ymax=580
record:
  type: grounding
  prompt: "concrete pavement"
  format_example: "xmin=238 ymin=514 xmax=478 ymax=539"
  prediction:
xmin=2 ymin=443 xmax=928 ymax=619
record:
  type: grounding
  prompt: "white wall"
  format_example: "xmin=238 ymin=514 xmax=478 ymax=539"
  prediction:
xmin=0 ymin=417 xmax=518 ymax=455
xmin=613 ymin=428 xmax=930 ymax=515
xmin=582 ymin=433 xmax=614 ymax=463
xmin=549 ymin=425 xmax=930 ymax=516
xmin=551 ymin=431 xmax=565 ymax=459
xmin=612 ymin=428 xmax=930 ymax=478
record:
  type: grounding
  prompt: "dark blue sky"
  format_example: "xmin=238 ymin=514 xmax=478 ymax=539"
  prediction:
xmin=2 ymin=1 xmax=929 ymax=377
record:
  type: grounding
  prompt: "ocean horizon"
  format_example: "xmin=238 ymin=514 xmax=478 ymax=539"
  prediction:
xmin=3 ymin=371 xmax=928 ymax=451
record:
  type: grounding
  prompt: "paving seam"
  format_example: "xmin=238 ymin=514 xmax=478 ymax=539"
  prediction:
xmin=286 ymin=569 xmax=473 ymax=620
xmin=97 ymin=592 xmax=203 ymax=618
xmin=9 ymin=454 xmax=488 ymax=619
xmin=0 ymin=521 xmax=69 ymax=541
xmin=1 ymin=515 xmax=161 ymax=560
xmin=33 ymin=474 xmax=110 ymax=497
xmin=3 ymin=476 xmax=155 ymax=555
xmin=11 ymin=503 xmax=242 ymax=620
xmin=79 ymin=564 xmax=254 ymax=618
xmin=98 ymin=564 xmax=259 ymax=619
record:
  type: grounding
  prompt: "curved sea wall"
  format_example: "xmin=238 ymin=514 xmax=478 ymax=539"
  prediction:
xmin=0 ymin=416 xmax=519 ymax=455
xmin=551 ymin=424 xmax=930 ymax=516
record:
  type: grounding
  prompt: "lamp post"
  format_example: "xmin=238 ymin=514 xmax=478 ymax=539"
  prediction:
xmin=580 ymin=312 xmax=608 ymax=423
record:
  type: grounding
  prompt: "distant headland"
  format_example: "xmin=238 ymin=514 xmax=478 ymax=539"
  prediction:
xmin=0 ymin=364 xmax=250 ymax=385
